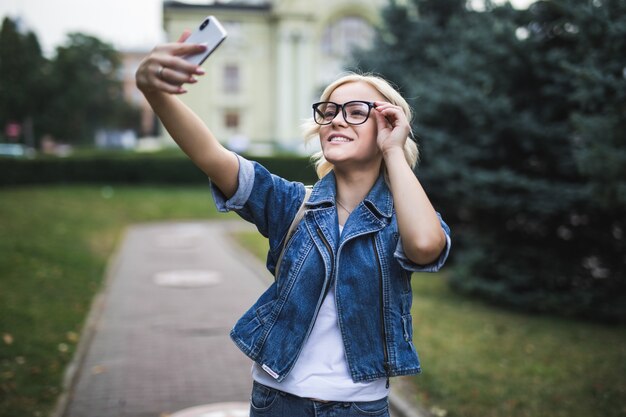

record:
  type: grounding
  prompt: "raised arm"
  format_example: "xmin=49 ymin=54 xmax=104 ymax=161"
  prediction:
xmin=373 ymin=102 xmax=447 ymax=265
xmin=135 ymin=32 xmax=238 ymax=198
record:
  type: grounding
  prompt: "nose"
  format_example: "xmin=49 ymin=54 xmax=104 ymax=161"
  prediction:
xmin=330 ymin=106 xmax=347 ymax=126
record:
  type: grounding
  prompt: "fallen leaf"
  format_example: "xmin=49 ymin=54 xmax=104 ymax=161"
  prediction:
xmin=430 ymin=406 xmax=448 ymax=417
xmin=91 ymin=365 xmax=106 ymax=374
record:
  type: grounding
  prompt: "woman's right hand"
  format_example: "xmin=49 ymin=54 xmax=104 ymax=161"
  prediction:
xmin=135 ymin=31 xmax=207 ymax=95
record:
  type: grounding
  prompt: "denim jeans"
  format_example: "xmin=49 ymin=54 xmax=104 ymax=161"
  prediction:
xmin=249 ymin=381 xmax=390 ymax=417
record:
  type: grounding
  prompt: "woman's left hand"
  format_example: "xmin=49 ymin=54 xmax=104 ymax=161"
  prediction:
xmin=372 ymin=101 xmax=411 ymax=155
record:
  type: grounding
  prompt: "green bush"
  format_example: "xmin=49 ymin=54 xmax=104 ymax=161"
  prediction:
xmin=0 ymin=152 xmax=318 ymax=186
xmin=352 ymin=0 xmax=626 ymax=322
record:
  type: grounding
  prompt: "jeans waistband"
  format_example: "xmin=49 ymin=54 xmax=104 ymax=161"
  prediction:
xmin=252 ymin=380 xmax=387 ymax=404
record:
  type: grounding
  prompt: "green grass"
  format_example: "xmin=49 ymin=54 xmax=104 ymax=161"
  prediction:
xmin=231 ymin=231 xmax=626 ymax=417
xmin=233 ymin=230 xmax=271 ymax=261
xmin=409 ymin=276 xmax=626 ymax=417
xmin=3 ymin=187 xmax=624 ymax=417
xmin=0 ymin=185 xmax=233 ymax=417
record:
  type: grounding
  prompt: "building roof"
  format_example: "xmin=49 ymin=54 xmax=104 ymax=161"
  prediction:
xmin=163 ymin=1 xmax=272 ymax=12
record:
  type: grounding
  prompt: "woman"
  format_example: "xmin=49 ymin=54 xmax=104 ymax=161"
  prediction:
xmin=136 ymin=31 xmax=451 ymax=417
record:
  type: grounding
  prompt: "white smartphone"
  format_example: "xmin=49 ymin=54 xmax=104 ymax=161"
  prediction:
xmin=182 ymin=16 xmax=227 ymax=66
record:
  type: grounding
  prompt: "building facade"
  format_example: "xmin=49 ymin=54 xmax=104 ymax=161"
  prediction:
xmin=162 ymin=0 xmax=387 ymax=154
xmin=121 ymin=49 xmax=159 ymax=138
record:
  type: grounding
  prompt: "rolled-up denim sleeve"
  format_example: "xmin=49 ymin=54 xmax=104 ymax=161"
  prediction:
xmin=394 ymin=213 xmax=451 ymax=272
xmin=210 ymin=153 xmax=255 ymax=212
xmin=209 ymin=153 xmax=305 ymax=271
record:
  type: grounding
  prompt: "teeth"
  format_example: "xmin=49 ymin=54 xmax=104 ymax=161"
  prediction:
xmin=330 ymin=136 xmax=351 ymax=142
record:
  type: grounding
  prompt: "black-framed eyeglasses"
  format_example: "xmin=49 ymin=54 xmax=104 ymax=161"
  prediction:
xmin=312 ymin=101 xmax=376 ymax=126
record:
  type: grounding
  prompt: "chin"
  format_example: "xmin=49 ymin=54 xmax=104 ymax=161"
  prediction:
xmin=321 ymin=149 xmax=349 ymax=164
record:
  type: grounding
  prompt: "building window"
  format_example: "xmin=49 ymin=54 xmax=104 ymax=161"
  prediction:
xmin=223 ymin=64 xmax=240 ymax=94
xmin=321 ymin=16 xmax=375 ymax=57
xmin=224 ymin=111 xmax=240 ymax=129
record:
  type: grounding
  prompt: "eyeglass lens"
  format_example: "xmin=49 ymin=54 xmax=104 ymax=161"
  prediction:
xmin=314 ymin=101 xmax=372 ymax=125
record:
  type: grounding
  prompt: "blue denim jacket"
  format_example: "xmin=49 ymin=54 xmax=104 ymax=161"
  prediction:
xmin=212 ymin=155 xmax=451 ymax=383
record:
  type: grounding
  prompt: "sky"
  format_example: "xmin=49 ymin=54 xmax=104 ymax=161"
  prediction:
xmin=0 ymin=0 xmax=535 ymax=56
xmin=0 ymin=0 xmax=168 ymax=55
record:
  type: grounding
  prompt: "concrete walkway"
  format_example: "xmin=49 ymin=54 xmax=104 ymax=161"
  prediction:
xmin=55 ymin=220 xmax=426 ymax=417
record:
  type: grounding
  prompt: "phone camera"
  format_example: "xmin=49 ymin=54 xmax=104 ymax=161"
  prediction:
xmin=200 ymin=19 xmax=209 ymax=30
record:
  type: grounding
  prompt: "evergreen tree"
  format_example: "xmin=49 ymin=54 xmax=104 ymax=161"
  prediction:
xmin=352 ymin=0 xmax=626 ymax=321
xmin=0 ymin=17 xmax=48 ymax=145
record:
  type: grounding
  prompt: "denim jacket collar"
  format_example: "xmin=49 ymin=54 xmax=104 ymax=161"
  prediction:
xmin=306 ymin=170 xmax=393 ymax=219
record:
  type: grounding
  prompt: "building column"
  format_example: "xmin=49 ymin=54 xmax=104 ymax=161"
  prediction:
xmin=275 ymin=24 xmax=294 ymax=147
xmin=297 ymin=26 xmax=314 ymax=133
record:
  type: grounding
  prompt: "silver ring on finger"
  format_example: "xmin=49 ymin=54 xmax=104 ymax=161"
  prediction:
xmin=157 ymin=66 xmax=165 ymax=79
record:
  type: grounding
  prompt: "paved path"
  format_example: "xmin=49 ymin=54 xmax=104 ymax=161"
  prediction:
xmin=60 ymin=221 xmax=265 ymax=417
xmin=57 ymin=220 xmax=426 ymax=417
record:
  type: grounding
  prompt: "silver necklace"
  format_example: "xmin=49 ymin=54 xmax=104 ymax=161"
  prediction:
xmin=336 ymin=199 xmax=353 ymax=215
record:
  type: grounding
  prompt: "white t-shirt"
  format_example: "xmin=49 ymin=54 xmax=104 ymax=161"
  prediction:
xmin=252 ymin=225 xmax=388 ymax=401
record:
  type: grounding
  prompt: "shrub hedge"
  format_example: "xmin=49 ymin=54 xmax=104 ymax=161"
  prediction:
xmin=0 ymin=152 xmax=319 ymax=186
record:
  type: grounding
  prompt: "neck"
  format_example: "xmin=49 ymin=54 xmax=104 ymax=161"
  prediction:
xmin=334 ymin=165 xmax=381 ymax=208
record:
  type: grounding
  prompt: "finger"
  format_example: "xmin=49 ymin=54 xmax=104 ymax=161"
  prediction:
xmin=373 ymin=108 xmax=393 ymax=131
xmin=374 ymin=104 xmax=407 ymax=126
xmin=152 ymin=77 xmax=187 ymax=94
xmin=373 ymin=101 xmax=402 ymax=111
xmin=373 ymin=101 xmax=392 ymax=110
xmin=374 ymin=101 xmax=400 ymax=113
xmin=374 ymin=103 xmax=396 ymax=121
xmin=157 ymin=55 xmax=205 ymax=77
xmin=177 ymin=29 xmax=192 ymax=43
xmin=170 ymin=42 xmax=207 ymax=57
xmin=158 ymin=65 xmax=198 ymax=86
xmin=155 ymin=41 xmax=207 ymax=59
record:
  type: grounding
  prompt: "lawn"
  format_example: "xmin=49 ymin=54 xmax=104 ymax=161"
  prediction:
xmin=1 ymin=186 xmax=624 ymax=417
xmin=0 ymin=185 xmax=231 ymax=417
xmin=407 ymin=275 xmax=625 ymax=417
xmin=230 ymin=231 xmax=626 ymax=417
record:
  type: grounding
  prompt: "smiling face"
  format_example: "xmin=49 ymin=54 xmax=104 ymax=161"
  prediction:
xmin=319 ymin=81 xmax=387 ymax=172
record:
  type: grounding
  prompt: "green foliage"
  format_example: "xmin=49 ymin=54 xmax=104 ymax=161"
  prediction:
xmin=0 ymin=17 xmax=47 ymax=142
xmin=352 ymin=0 xmax=626 ymax=321
xmin=0 ymin=151 xmax=318 ymax=186
xmin=39 ymin=33 xmax=136 ymax=144
xmin=0 ymin=18 xmax=141 ymax=146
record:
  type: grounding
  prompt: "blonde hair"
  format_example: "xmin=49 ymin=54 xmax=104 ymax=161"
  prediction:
xmin=303 ymin=73 xmax=419 ymax=179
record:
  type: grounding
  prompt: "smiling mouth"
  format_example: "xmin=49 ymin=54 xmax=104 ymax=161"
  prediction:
xmin=328 ymin=135 xmax=353 ymax=143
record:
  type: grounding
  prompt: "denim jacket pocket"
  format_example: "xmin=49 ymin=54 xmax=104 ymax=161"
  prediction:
xmin=255 ymin=299 xmax=277 ymax=325
xmin=235 ymin=299 xmax=276 ymax=342
xmin=231 ymin=298 xmax=278 ymax=358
